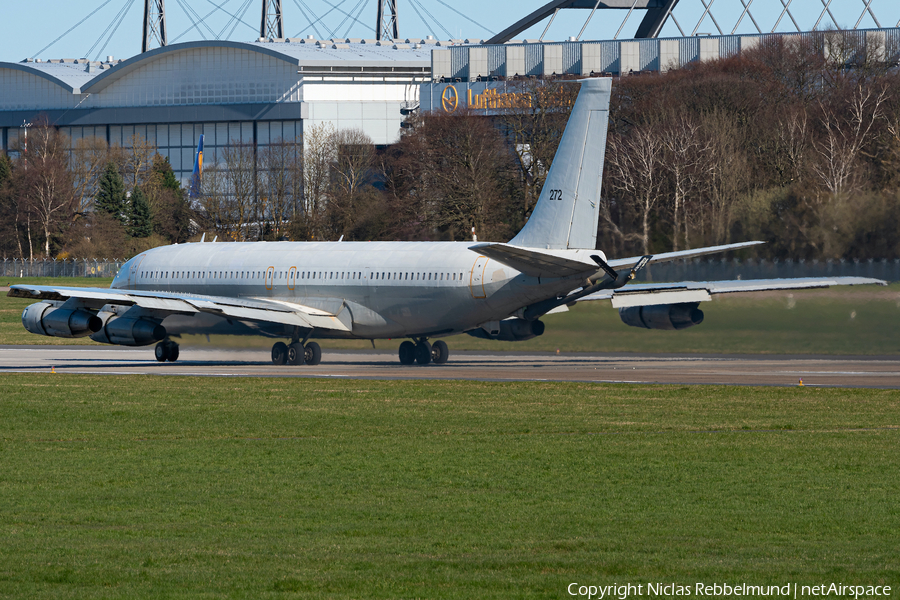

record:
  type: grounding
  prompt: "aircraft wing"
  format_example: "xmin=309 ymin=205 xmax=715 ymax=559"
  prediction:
xmin=7 ymin=285 xmax=351 ymax=332
xmin=574 ymin=277 xmax=887 ymax=308
xmin=471 ymin=241 xmax=765 ymax=278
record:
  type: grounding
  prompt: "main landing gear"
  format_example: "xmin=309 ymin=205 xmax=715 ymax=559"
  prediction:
xmin=398 ymin=339 xmax=449 ymax=366
xmin=271 ymin=341 xmax=322 ymax=366
xmin=155 ymin=340 xmax=180 ymax=362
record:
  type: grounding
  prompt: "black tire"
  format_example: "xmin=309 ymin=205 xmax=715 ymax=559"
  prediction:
xmin=166 ymin=342 xmax=179 ymax=362
xmin=272 ymin=342 xmax=288 ymax=365
xmin=155 ymin=342 xmax=168 ymax=362
xmin=304 ymin=341 xmax=322 ymax=366
xmin=431 ymin=340 xmax=449 ymax=364
xmin=399 ymin=341 xmax=416 ymax=365
xmin=415 ymin=341 xmax=432 ymax=365
xmin=288 ymin=342 xmax=305 ymax=365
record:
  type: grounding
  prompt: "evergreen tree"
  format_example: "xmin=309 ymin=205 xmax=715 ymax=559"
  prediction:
xmin=128 ymin=187 xmax=153 ymax=238
xmin=154 ymin=155 xmax=182 ymax=193
xmin=150 ymin=154 xmax=192 ymax=242
xmin=95 ymin=162 xmax=126 ymax=224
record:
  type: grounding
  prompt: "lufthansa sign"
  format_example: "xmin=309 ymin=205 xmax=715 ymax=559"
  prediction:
xmin=441 ymin=85 xmax=459 ymax=112
xmin=422 ymin=82 xmax=543 ymax=115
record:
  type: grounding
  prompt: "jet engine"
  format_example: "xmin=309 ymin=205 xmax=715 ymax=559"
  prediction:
xmin=618 ymin=302 xmax=704 ymax=331
xmin=467 ymin=318 xmax=545 ymax=342
xmin=90 ymin=314 xmax=166 ymax=346
xmin=22 ymin=302 xmax=102 ymax=338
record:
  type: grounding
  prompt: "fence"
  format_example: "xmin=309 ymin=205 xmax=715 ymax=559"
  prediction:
xmin=1 ymin=259 xmax=125 ymax=279
xmin=2 ymin=257 xmax=900 ymax=283
xmin=634 ymin=258 xmax=900 ymax=283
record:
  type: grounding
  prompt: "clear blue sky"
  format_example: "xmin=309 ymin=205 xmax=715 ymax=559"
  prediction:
xmin=0 ymin=0 xmax=897 ymax=63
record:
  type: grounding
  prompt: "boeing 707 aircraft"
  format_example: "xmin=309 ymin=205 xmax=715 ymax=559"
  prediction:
xmin=9 ymin=78 xmax=884 ymax=365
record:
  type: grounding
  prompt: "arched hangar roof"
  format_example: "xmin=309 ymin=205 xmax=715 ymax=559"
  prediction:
xmin=82 ymin=39 xmax=432 ymax=93
xmin=0 ymin=61 xmax=96 ymax=94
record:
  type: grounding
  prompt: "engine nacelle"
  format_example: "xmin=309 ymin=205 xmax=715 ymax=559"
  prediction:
xmin=22 ymin=302 xmax=102 ymax=338
xmin=619 ymin=302 xmax=704 ymax=331
xmin=90 ymin=314 xmax=166 ymax=346
xmin=467 ymin=318 xmax=546 ymax=342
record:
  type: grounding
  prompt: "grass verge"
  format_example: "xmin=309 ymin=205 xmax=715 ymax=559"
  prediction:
xmin=0 ymin=375 xmax=897 ymax=598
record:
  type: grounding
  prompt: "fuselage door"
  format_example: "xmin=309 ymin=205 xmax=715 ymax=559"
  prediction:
xmin=265 ymin=266 xmax=275 ymax=290
xmin=470 ymin=256 xmax=488 ymax=299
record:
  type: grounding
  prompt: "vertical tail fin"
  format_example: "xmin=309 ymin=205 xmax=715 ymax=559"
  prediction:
xmin=508 ymin=78 xmax=611 ymax=250
xmin=189 ymin=134 xmax=204 ymax=199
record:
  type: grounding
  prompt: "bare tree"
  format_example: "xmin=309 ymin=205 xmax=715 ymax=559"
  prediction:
xmin=500 ymin=79 xmax=577 ymax=217
xmin=259 ymin=140 xmax=302 ymax=239
xmin=326 ymin=129 xmax=376 ymax=238
xmin=303 ymin=122 xmax=337 ymax=240
xmin=698 ymin=110 xmax=748 ymax=246
xmin=198 ymin=159 xmax=231 ymax=239
xmin=220 ymin=143 xmax=258 ymax=241
xmin=70 ymin=136 xmax=110 ymax=214
xmin=660 ymin=115 xmax=708 ymax=251
xmin=776 ymin=108 xmax=810 ymax=187
xmin=606 ymin=125 xmax=666 ymax=255
xmin=122 ymin=134 xmax=157 ymax=191
xmin=17 ymin=118 xmax=76 ymax=257
xmin=813 ymin=84 xmax=886 ymax=199
xmin=422 ymin=111 xmax=515 ymax=241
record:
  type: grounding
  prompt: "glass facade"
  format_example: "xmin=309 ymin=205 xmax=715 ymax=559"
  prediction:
xmin=3 ymin=120 xmax=304 ymax=185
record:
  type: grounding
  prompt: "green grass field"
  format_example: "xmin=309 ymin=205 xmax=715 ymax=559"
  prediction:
xmin=0 ymin=375 xmax=897 ymax=598
xmin=5 ymin=277 xmax=900 ymax=354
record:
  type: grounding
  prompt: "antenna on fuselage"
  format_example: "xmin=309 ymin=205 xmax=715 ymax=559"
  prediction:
xmin=200 ymin=233 xmax=206 ymax=243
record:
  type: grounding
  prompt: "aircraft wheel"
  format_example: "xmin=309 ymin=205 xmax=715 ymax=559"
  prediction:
xmin=304 ymin=341 xmax=322 ymax=366
xmin=271 ymin=342 xmax=288 ymax=365
xmin=431 ymin=340 xmax=449 ymax=364
xmin=399 ymin=341 xmax=416 ymax=365
xmin=414 ymin=341 xmax=432 ymax=365
xmin=166 ymin=342 xmax=180 ymax=363
xmin=155 ymin=342 xmax=168 ymax=362
xmin=288 ymin=342 xmax=306 ymax=365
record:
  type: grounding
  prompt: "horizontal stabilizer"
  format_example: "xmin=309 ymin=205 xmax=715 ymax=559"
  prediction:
xmin=469 ymin=243 xmax=599 ymax=278
xmin=470 ymin=240 xmax=766 ymax=279
xmin=575 ymin=276 xmax=887 ymax=307
xmin=606 ymin=241 xmax=765 ymax=270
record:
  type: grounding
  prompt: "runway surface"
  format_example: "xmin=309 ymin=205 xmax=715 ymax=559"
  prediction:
xmin=2 ymin=345 xmax=900 ymax=387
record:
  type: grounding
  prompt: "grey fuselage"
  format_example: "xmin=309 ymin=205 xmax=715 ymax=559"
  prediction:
xmin=112 ymin=241 xmax=593 ymax=340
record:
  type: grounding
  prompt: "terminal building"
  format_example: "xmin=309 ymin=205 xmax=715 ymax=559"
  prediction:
xmin=2 ymin=27 xmax=899 ymax=184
